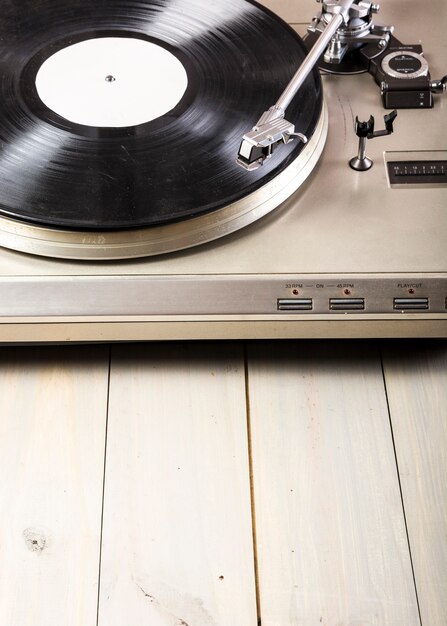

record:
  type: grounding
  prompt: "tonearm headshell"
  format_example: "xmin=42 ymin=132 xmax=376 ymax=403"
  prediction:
xmin=237 ymin=0 xmax=446 ymax=170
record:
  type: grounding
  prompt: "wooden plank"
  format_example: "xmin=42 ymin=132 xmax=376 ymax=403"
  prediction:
xmin=382 ymin=341 xmax=447 ymax=626
xmin=98 ymin=343 xmax=257 ymax=626
xmin=0 ymin=345 xmax=110 ymax=626
xmin=247 ymin=342 xmax=420 ymax=626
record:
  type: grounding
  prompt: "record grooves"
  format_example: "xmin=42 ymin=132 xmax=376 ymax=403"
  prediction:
xmin=0 ymin=0 xmax=326 ymax=258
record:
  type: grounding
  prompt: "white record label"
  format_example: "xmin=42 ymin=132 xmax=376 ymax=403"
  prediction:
xmin=35 ymin=37 xmax=188 ymax=128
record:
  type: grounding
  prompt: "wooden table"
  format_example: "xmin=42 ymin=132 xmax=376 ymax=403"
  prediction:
xmin=0 ymin=341 xmax=445 ymax=626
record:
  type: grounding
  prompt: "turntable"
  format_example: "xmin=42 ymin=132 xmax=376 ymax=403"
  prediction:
xmin=0 ymin=0 xmax=445 ymax=342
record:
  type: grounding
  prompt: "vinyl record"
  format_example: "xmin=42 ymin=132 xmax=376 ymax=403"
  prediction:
xmin=0 ymin=0 xmax=321 ymax=224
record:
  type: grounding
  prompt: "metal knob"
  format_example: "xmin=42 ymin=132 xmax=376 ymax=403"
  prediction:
xmin=430 ymin=75 xmax=447 ymax=94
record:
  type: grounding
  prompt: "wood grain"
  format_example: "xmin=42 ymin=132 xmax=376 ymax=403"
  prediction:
xmin=382 ymin=341 xmax=447 ymax=626
xmin=98 ymin=343 xmax=257 ymax=626
xmin=247 ymin=342 xmax=420 ymax=626
xmin=0 ymin=346 xmax=110 ymax=626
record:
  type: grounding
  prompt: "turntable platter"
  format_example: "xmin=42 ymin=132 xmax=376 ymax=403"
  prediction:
xmin=0 ymin=0 xmax=326 ymax=259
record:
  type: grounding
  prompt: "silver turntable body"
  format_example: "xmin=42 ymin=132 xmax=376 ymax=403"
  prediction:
xmin=0 ymin=0 xmax=446 ymax=342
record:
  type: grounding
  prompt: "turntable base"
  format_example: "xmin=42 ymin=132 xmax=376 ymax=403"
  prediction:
xmin=0 ymin=0 xmax=446 ymax=341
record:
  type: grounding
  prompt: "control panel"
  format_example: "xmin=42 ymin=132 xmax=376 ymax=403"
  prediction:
xmin=1 ymin=274 xmax=446 ymax=317
xmin=276 ymin=277 xmax=445 ymax=315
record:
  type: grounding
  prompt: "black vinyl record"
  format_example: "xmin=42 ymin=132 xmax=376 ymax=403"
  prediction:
xmin=0 ymin=0 xmax=323 ymax=231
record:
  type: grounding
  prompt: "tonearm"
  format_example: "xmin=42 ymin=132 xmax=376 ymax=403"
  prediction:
xmin=237 ymin=0 xmax=446 ymax=170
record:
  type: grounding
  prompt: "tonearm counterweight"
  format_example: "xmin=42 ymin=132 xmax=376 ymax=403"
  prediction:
xmin=237 ymin=0 xmax=446 ymax=170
